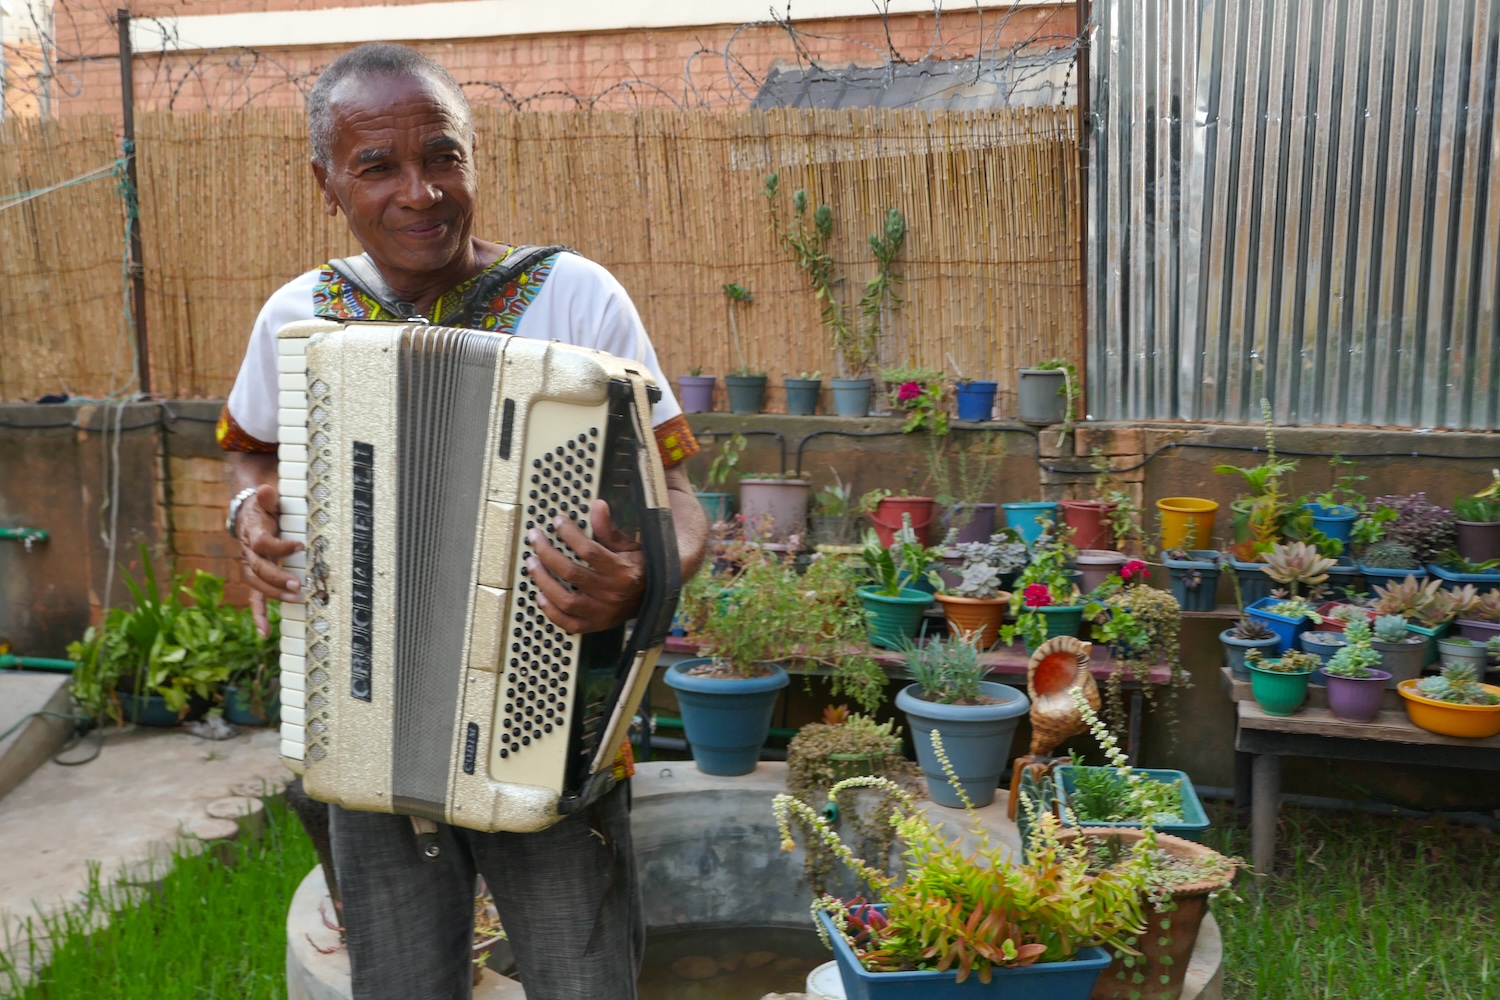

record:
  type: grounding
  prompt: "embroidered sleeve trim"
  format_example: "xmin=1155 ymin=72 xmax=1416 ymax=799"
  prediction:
xmin=216 ymin=403 xmax=277 ymax=454
xmin=653 ymin=413 xmax=700 ymax=469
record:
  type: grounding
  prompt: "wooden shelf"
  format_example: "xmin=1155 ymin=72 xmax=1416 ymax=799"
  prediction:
xmin=1219 ymin=666 xmax=1403 ymax=713
xmin=1180 ymin=605 xmax=1243 ymax=621
xmin=1237 ymin=699 xmax=1500 ymax=749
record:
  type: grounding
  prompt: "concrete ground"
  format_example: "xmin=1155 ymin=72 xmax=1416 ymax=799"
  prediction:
xmin=0 ymin=716 xmax=287 ymax=987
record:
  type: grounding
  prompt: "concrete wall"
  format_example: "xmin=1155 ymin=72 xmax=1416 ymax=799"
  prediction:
xmin=5 ymin=399 xmax=1497 ymax=809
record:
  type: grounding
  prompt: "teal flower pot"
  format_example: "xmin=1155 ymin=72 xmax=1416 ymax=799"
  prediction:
xmin=818 ymin=904 xmax=1109 ymax=1000
xmin=784 ymin=377 xmax=821 ymax=415
xmin=857 ymin=587 xmax=934 ymax=649
xmin=896 ymin=682 xmax=1029 ymax=808
xmin=1054 ymin=765 xmax=1212 ymax=842
xmin=724 ymin=374 xmax=768 ymax=414
xmin=116 ymin=690 xmax=180 ymax=727
xmin=695 ymin=492 xmax=734 ymax=524
xmin=223 ymin=684 xmax=280 ymax=726
xmin=1247 ymin=664 xmax=1312 ymax=716
xmin=662 ymin=658 xmax=789 ymax=776
xmin=1023 ymin=604 xmax=1085 ymax=652
xmin=1002 ymin=502 xmax=1059 ymax=546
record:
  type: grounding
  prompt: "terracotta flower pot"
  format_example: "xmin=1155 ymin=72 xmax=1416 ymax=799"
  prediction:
xmin=934 ymin=592 xmax=1010 ymax=650
xmin=1060 ymin=500 xmax=1118 ymax=551
xmin=869 ymin=496 xmax=937 ymax=547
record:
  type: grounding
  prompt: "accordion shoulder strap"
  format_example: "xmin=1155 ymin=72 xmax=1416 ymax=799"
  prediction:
xmin=325 ymin=244 xmax=570 ymax=329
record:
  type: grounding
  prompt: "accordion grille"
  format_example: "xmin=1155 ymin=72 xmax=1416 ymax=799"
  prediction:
xmin=304 ymin=368 xmax=336 ymax=762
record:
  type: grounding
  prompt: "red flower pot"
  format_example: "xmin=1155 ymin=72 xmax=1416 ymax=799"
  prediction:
xmin=1059 ymin=499 xmax=1118 ymax=551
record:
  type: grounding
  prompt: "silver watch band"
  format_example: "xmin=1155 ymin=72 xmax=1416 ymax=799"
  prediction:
xmin=226 ymin=486 xmax=259 ymax=539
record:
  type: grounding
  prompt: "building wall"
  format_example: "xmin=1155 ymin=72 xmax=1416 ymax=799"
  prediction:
xmin=48 ymin=3 xmax=1075 ymax=116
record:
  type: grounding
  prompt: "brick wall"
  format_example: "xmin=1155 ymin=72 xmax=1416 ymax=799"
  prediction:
xmin=50 ymin=5 xmax=1075 ymax=117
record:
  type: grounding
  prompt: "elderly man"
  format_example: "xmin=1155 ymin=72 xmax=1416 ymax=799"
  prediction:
xmin=218 ymin=42 xmax=707 ymax=1000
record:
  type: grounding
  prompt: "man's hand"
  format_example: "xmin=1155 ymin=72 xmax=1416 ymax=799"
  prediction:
xmin=526 ymin=499 xmax=645 ymax=634
xmin=236 ymin=482 xmax=304 ymax=636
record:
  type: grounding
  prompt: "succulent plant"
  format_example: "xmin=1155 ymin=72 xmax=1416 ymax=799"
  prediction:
xmin=1372 ymin=614 xmax=1412 ymax=643
xmin=1470 ymin=588 xmax=1500 ymax=624
xmin=1324 ymin=621 xmax=1382 ymax=678
xmin=1360 ymin=540 xmax=1421 ymax=570
xmin=1262 ymin=541 xmax=1337 ymax=593
xmin=1231 ymin=616 xmax=1275 ymax=641
xmin=1417 ymin=585 xmax=1480 ymax=628
xmin=1372 ymin=576 xmax=1444 ymax=619
xmin=1372 ymin=493 xmax=1457 ymax=563
xmin=1329 ymin=605 xmax=1368 ymax=627
xmin=1415 ymin=664 xmax=1500 ymax=706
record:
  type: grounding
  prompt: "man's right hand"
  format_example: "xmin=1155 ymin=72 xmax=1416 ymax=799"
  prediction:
xmin=237 ymin=482 xmax=304 ymax=636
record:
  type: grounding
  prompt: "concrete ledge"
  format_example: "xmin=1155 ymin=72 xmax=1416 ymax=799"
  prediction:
xmin=0 ymin=673 xmax=74 ymax=803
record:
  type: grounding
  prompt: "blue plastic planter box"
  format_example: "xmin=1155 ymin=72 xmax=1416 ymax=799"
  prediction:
xmin=1359 ymin=563 xmax=1427 ymax=597
xmin=1163 ymin=549 xmax=1221 ymax=611
xmin=1054 ymin=765 xmax=1212 ymax=843
xmin=1227 ymin=557 xmax=1276 ymax=604
xmin=1244 ymin=597 xmax=1317 ymax=655
xmin=816 ymin=905 xmax=1111 ymax=1000
xmin=1427 ymin=562 xmax=1500 ymax=591
xmin=1323 ymin=557 xmax=1364 ymax=600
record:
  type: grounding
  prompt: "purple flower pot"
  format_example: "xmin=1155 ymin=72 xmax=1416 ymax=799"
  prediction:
xmin=677 ymin=375 xmax=716 ymax=413
xmin=946 ymin=503 xmax=997 ymax=544
xmin=1325 ymin=669 xmax=1392 ymax=723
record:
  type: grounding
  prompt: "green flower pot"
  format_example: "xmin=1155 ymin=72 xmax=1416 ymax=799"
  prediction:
xmin=1247 ymin=664 xmax=1312 ymax=716
xmin=1024 ymin=604 xmax=1085 ymax=652
xmin=857 ymin=586 xmax=935 ymax=649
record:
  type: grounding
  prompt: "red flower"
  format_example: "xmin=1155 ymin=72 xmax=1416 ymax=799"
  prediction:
xmin=1121 ymin=559 xmax=1149 ymax=582
xmin=1023 ymin=583 xmax=1054 ymax=608
xmin=897 ymin=380 xmax=922 ymax=402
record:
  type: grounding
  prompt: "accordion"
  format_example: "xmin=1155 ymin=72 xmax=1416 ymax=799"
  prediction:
xmin=273 ymin=319 xmax=680 ymax=833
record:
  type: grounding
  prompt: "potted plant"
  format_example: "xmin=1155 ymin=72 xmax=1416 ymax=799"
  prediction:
xmin=1366 ymin=613 xmax=1425 ymax=688
xmin=895 ymin=633 xmax=1030 ymax=807
xmin=926 ymin=432 xmax=1003 ymax=545
xmin=785 ymin=369 xmax=823 ymax=416
xmin=1322 ymin=621 xmax=1392 ymax=723
xmin=222 ymin=596 xmax=282 ymax=727
xmin=1004 ymin=522 xmax=1086 ymax=652
xmin=1454 ymin=588 xmax=1500 ymax=643
xmin=1215 ymin=400 xmax=1297 ymax=583
xmin=1060 ymin=449 xmax=1139 ymax=553
xmin=881 ymin=366 xmax=949 ymax=433
xmin=868 ymin=492 xmax=939 ymax=548
xmin=1436 ymin=634 xmax=1489 ymax=673
xmin=1245 ymin=649 xmax=1320 ymax=717
xmin=776 ymin=765 xmax=1143 ymax=1000
xmin=1075 ymin=549 xmax=1129 ymax=595
xmin=857 ymin=528 xmax=936 ymax=649
xmin=952 ymin=363 xmax=998 ymax=422
xmin=678 ymin=367 xmax=716 ymax=414
xmin=1453 ymin=471 xmax=1500 ymax=563
xmin=1017 ymin=357 xmax=1079 ymax=428
xmin=669 ymin=545 xmax=799 ymax=775
xmin=739 ymin=470 xmax=813 ymax=546
xmin=1427 ymin=551 xmax=1500 ymax=589
xmin=1163 ymin=547 xmax=1221 ymax=612
xmin=1243 ymin=541 xmax=1337 ymax=652
xmin=67 ymin=549 xmax=235 ymax=727
xmin=1398 ymin=664 xmax=1500 ymax=738
xmin=1245 ymin=596 xmax=1323 ymax=655
xmin=1002 ymin=500 xmax=1061 ymax=547
xmin=1298 ymin=630 xmax=1347 ymax=684
xmin=1155 ymin=497 xmax=1220 ymax=553
xmin=1367 ymin=492 xmax=1457 ymax=569
xmin=720 ymin=281 xmax=767 ymax=414
xmin=1311 ymin=602 xmax=1376 ymax=632
xmin=694 ymin=431 xmax=744 ymax=525
xmin=932 ymin=533 xmax=1028 ymax=649
xmin=1299 ymin=456 xmax=1368 ymax=549
xmin=810 ymin=473 xmax=860 ymax=548
xmin=1374 ymin=576 xmax=1476 ymax=665
xmin=1219 ymin=556 xmax=1280 ymax=679
xmin=1053 ymin=691 xmax=1210 ymax=843
xmin=1093 ymin=567 xmax=1187 ymax=735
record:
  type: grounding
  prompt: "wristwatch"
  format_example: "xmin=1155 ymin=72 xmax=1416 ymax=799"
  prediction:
xmin=226 ymin=486 xmax=259 ymax=539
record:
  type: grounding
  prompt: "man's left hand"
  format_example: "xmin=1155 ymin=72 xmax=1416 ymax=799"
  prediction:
xmin=526 ymin=499 xmax=645 ymax=633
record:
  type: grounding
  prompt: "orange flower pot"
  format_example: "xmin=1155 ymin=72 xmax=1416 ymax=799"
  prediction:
xmin=1397 ymin=679 xmax=1500 ymax=738
xmin=934 ymin=592 xmax=1010 ymax=650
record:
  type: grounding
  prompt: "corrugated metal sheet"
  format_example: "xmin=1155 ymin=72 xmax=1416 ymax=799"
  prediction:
xmin=1089 ymin=0 xmax=1500 ymax=428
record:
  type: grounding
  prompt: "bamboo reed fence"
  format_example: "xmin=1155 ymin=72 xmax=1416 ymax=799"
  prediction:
xmin=3 ymin=108 xmax=1080 ymax=410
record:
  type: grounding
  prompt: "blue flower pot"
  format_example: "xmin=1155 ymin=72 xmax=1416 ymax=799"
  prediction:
xmin=818 ymin=904 xmax=1110 ymax=1000
xmin=1220 ymin=628 xmax=1282 ymax=681
xmin=1228 ymin=557 xmax=1276 ymax=604
xmin=223 ymin=684 xmax=280 ymax=726
xmin=895 ymin=681 xmax=1029 ymax=808
xmin=1304 ymin=502 xmax=1358 ymax=547
xmin=116 ymin=690 xmax=181 ymax=727
xmin=1164 ymin=549 xmax=1221 ymax=612
xmin=662 ymin=659 xmax=789 ymax=776
xmin=953 ymin=380 xmax=998 ymax=422
xmin=1002 ymin=502 xmax=1059 ymax=546
xmin=1299 ymin=630 xmax=1349 ymax=685
xmin=1244 ymin=597 xmax=1316 ymax=655
xmin=1324 ymin=557 xmax=1364 ymax=600
xmin=1358 ymin=564 xmax=1427 ymax=597
xmin=1427 ymin=561 xmax=1500 ymax=591
xmin=1054 ymin=765 xmax=1212 ymax=842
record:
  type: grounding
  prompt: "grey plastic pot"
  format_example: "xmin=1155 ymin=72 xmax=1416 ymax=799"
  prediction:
xmin=723 ymin=374 xmax=768 ymax=414
xmin=739 ymin=478 xmax=811 ymax=544
xmin=1372 ymin=637 xmax=1427 ymax=689
xmin=783 ymin=378 xmax=821 ymax=416
xmin=1437 ymin=637 xmax=1489 ymax=673
xmin=829 ymin=377 xmax=874 ymax=416
xmin=1221 ymin=628 xmax=1281 ymax=681
xmin=1164 ymin=550 xmax=1221 ymax=612
xmin=895 ymin=681 xmax=1030 ymax=808
xmin=1016 ymin=368 xmax=1068 ymax=425
xmin=1075 ymin=549 xmax=1128 ymax=594
xmin=677 ymin=375 xmax=717 ymax=413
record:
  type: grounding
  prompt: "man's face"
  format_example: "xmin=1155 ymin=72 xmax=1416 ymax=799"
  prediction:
xmin=312 ymin=72 xmax=477 ymax=281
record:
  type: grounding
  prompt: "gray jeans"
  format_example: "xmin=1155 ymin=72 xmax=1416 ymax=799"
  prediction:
xmin=329 ymin=781 xmax=642 ymax=1000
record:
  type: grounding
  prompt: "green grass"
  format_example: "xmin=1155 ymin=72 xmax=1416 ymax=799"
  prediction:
xmin=1 ymin=796 xmax=317 ymax=999
xmin=1205 ymin=804 xmax=1499 ymax=999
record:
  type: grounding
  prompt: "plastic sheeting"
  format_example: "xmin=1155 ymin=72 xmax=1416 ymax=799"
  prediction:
xmin=1089 ymin=0 xmax=1500 ymax=428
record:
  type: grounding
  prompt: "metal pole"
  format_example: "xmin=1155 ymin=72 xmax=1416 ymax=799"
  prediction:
xmin=116 ymin=8 xmax=150 ymax=394
xmin=1075 ymin=0 xmax=1091 ymax=416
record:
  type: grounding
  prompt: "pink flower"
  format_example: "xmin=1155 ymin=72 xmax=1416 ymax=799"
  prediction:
xmin=897 ymin=380 xmax=922 ymax=402
xmin=1023 ymin=583 xmax=1054 ymax=608
xmin=1121 ymin=560 xmax=1149 ymax=582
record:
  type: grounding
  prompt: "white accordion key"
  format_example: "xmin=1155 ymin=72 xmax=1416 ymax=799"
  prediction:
xmin=280 ymin=739 xmax=305 ymax=762
xmin=277 ymin=353 xmax=307 ymax=373
xmin=281 ymin=666 xmax=307 ymax=692
xmin=281 ymin=705 xmax=306 ymax=727
xmin=280 ymin=635 xmax=306 ymax=657
xmin=281 ymin=687 xmax=305 ymax=709
xmin=279 ymin=391 xmax=308 ymax=410
xmin=278 ymin=461 xmax=307 ymax=481
xmin=278 ymin=444 xmax=308 ymax=464
xmin=277 ymin=407 xmax=306 ymax=428
xmin=282 ymin=723 xmax=306 ymax=744
xmin=281 ymin=618 xmax=305 ymax=639
xmin=277 ymin=336 xmax=309 ymax=356
xmin=280 ymin=513 xmax=307 ymax=533
xmin=281 ymin=496 xmax=308 ymax=516
xmin=278 ymin=372 xmax=308 ymax=392
xmin=280 ymin=600 xmax=306 ymax=622
xmin=280 ymin=425 xmax=308 ymax=446
xmin=281 ymin=478 xmax=307 ymax=498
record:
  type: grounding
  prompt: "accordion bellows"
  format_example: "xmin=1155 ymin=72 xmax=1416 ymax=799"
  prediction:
xmin=274 ymin=319 xmax=679 ymax=833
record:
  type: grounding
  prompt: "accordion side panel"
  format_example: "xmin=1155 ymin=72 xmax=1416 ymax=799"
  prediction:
xmin=301 ymin=328 xmax=402 ymax=814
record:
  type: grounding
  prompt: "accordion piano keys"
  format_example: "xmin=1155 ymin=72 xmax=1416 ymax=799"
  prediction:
xmin=278 ymin=328 xmax=312 ymax=769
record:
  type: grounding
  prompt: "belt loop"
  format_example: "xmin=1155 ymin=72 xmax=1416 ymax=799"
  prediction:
xmin=410 ymin=816 xmax=442 ymax=861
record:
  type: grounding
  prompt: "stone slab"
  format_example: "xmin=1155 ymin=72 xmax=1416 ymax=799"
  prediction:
xmin=0 ymin=672 xmax=74 ymax=803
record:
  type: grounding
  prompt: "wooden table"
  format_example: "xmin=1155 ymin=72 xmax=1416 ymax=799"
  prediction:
xmin=1222 ymin=668 xmax=1500 ymax=875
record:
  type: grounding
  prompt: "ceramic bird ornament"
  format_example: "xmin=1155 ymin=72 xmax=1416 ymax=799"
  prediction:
xmin=1025 ymin=635 xmax=1099 ymax=756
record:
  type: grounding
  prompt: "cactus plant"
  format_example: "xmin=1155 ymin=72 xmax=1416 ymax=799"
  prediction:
xmin=1360 ymin=540 xmax=1421 ymax=570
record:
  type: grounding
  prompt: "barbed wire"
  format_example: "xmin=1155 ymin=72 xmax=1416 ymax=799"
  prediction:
xmin=3 ymin=1 xmax=1087 ymax=119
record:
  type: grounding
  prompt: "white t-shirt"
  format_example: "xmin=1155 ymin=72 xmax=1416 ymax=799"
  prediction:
xmin=225 ymin=252 xmax=682 ymax=444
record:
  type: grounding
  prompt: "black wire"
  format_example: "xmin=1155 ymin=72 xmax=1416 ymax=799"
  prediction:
xmin=0 ymin=403 xmax=219 ymax=433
